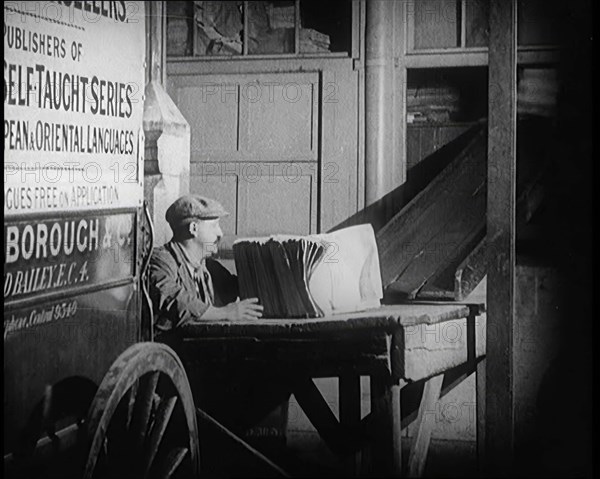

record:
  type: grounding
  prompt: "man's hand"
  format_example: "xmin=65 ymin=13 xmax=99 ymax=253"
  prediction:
xmin=201 ymin=298 xmax=263 ymax=321
xmin=223 ymin=298 xmax=264 ymax=320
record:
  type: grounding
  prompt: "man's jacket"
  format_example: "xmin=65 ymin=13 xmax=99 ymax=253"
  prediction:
xmin=149 ymin=240 xmax=238 ymax=332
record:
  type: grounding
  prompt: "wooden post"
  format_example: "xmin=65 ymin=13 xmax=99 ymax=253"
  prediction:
xmin=146 ymin=1 xmax=164 ymax=85
xmin=486 ymin=0 xmax=517 ymax=475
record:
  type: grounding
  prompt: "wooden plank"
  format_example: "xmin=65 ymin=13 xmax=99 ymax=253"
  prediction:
xmin=416 ymin=224 xmax=485 ymax=300
xmin=389 ymin=174 xmax=486 ymax=299
xmin=486 ymin=0 xmax=517 ymax=474
xmin=406 ymin=127 xmax=422 ymax=170
xmin=332 ymin=123 xmax=482 ymax=235
xmin=403 ymin=49 xmax=558 ymax=69
xmin=181 ymin=333 xmax=392 ymax=379
xmin=408 ymin=125 xmax=465 ymax=169
xmin=452 ymin=167 xmax=545 ymax=300
xmin=355 ymin=0 xmax=366 ymax=212
xmin=197 ymin=408 xmax=290 ymax=477
xmin=408 ymin=373 xmax=443 ymax=477
xmin=181 ymin=303 xmax=472 ymax=337
xmin=454 ymin=236 xmax=488 ymax=301
xmin=392 ymin=359 xmax=484 ymax=431
xmin=476 ymin=357 xmax=487 ymax=474
xmin=402 ymin=319 xmax=469 ymax=382
xmin=292 ymin=378 xmax=351 ymax=454
xmin=368 ymin=375 xmax=402 ymax=476
xmin=376 ymin=128 xmax=486 ymax=288
xmin=390 ymin=305 xmax=483 ymax=384
xmin=412 ymin=119 xmax=548 ymax=300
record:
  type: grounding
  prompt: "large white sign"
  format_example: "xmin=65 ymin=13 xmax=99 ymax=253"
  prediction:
xmin=4 ymin=1 xmax=146 ymax=215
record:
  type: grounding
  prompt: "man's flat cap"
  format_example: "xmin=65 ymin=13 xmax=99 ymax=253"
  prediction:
xmin=166 ymin=195 xmax=229 ymax=226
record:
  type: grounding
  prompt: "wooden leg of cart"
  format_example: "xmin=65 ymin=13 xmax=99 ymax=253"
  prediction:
xmin=407 ymin=374 xmax=444 ymax=478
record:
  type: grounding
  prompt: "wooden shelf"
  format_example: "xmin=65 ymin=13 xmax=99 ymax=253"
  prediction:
xmin=407 ymin=121 xmax=479 ymax=129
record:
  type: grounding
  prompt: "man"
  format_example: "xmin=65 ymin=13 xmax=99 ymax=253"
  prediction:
xmin=150 ymin=195 xmax=288 ymax=460
xmin=149 ymin=194 xmax=263 ymax=333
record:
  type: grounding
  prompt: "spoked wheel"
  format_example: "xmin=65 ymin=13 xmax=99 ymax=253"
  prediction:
xmin=83 ymin=343 xmax=200 ymax=479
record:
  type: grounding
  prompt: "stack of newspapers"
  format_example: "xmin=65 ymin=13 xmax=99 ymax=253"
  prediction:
xmin=233 ymin=224 xmax=383 ymax=318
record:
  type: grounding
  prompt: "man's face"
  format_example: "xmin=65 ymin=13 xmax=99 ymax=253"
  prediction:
xmin=191 ymin=218 xmax=223 ymax=258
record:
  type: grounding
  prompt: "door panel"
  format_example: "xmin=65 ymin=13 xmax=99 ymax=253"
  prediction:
xmin=244 ymin=81 xmax=316 ymax=156
xmin=237 ymin=169 xmax=316 ymax=236
xmin=178 ymin=83 xmax=239 ymax=153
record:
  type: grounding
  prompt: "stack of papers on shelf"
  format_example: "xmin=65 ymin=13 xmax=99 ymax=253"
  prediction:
xmin=406 ymin=86 xmax=460 ymax=123
xmin=233 ymin=224 xmax=383 ymax=318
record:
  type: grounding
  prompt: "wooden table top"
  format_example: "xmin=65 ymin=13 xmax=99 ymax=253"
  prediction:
xmin=181 ymin=302 xmax=484 ymax=338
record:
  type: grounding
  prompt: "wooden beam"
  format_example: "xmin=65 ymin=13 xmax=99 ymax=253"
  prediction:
xmin=454 ymin=236 xmax=488 ymax=301
xmin=486 ymin=0 xmax=517 ymax=475
xmin=377 ymin=129 xmax=487 ymax=290
xmin=146 ymin=1 xmax=164 ymax=85
xmin=196 ymin=408 xmax=290 ymax=478
xmin=292 ymin=378 xmax=353 ymax=455
xmin=398 ymin=356 xmax=485 ymax=432
xmin=407 ymin=374 xmax=443 ymax=477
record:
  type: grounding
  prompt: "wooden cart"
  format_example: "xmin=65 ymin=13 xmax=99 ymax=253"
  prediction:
xmin=4 ymin=3 xmax=201 ymax=477
xmin=4 ymin=204 xmax=201 ymax=479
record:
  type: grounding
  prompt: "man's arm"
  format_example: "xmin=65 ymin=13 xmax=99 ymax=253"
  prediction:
xmin=150 ymin=252 xmax=264 ymax=328
xmin=149 ymin=252 xmax=210 ymax=330
xmin=204 ymin=259 xmax=263 ymax=319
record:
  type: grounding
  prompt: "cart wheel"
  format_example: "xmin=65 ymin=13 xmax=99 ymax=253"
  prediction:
xmin=83 ymin=342 xmax=199 ymax=479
